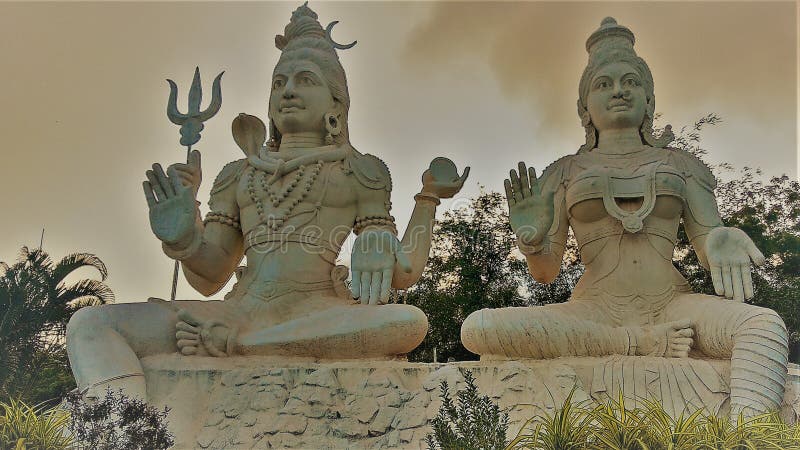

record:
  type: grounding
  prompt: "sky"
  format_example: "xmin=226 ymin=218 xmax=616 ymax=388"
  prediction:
xmin=0 ymin=1 xmax=796 ymax=303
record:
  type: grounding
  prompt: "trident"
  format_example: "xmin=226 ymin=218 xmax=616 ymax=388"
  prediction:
xmin=165 ymin=67 xmax=224 ymax=300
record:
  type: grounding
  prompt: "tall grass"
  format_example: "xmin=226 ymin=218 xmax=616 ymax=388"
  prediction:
xmin=0 ymin=399 xmax=72 ymax=450
xmin=506 ymin=390 xmax=800 ymax=450
xmin=506 ymin=388 xmax=592 ymax=450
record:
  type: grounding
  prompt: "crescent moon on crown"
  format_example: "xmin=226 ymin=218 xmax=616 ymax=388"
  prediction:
xmin=325 ymin=21 xmax=357 ymax=50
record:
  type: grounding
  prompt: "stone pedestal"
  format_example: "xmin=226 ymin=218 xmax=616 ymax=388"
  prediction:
xmin=141 ymin=355 xmax=800 ymax=449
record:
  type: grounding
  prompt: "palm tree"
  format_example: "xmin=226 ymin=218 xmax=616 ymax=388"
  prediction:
xmin=0 ymin=246 xmax=114 ymax=402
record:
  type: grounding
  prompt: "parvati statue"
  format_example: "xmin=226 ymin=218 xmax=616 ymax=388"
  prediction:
xmin=67 ymin=4 xmax=468 ymax=402
xmin=461 ymin=17 xmax=788 ymax=418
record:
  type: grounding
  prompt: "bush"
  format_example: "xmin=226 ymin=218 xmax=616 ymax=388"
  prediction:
xmin=426 ymin=377 xmax=800 ymax=450
xmin=509 ymin=390 xmax=800 ymax=450
xmin=0 ymin=398 xmax=72 ymax=450
xmin=507 ymin=388 xmax=592 ymax=450
xmin=65 ymin=389 xmax=173 ymax=450
xmin=426 ymin=370 xmax=509 ymax=450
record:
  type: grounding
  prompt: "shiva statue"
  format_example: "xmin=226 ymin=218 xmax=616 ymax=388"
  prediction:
xmin=461 ymin=18 xmax=788 ymax=418
xmin=67 ymin=4 xmax=468 ymax=402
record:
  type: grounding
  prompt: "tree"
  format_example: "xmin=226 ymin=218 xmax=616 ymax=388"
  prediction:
xmin=406 ymin=190 xmax=586 ymax=362
xmin=406 ymin=192 xmax=530 ymax=362
xmin=0 ymin=246 xmax=114 ymax=403
xmin=65 ymin=389 xmax=173 ymax=450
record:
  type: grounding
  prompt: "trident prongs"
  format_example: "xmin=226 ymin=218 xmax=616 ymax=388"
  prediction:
xmin=167 ymin=67 xmax=224 ymax=147
xmin=163 ymin=66 xmax=224 ymax=301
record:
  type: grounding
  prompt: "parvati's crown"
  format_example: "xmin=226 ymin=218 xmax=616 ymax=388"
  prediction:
xmin=585 ymin=16 xmax=640 ymax=71
xmin=586 ymin=17 xmax=635 ymax=53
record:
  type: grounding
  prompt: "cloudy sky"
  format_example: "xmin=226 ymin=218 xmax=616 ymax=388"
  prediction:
xmin=0 ymin=1 xmax=795 ymax=303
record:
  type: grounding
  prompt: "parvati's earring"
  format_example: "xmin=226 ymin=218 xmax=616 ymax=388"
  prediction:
xmin=324 ymin=112 xmax=341 ymax=145
xmin=577 ymin=99 xmax=597 ymax=153
xmin=641 ymin=96 xmax=674 ymax=148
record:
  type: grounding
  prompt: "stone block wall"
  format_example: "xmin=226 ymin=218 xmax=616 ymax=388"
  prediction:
xmin=141 ymin=355 xmax=800 ymax=449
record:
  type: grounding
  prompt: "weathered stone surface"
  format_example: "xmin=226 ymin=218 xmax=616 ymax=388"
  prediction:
xmin=240 ymin=411 xmax=258 ymax=427
xmin=142 ymin=355 xmax=800 ymax=449
xmin=369 ymin=406 xmax=399 ymax=436
xmin=348 ymin=396 xmax=380 ymax=423
xmin=249 ymin=388 xmax=287 ymax=412
xmin=277 ymin=415 xmax=308 ymax=435
xmin=204 ymin=411 xmax=224 ymax=427
xmin=279 ymin=397 xmax=306 ymax=416
xmin=392 ymin=406 xmax=428 ymax=430
xmin=331 ymin=418 xmax=369 ymax=438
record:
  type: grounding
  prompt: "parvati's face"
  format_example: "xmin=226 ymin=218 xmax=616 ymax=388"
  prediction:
xmin=586 ymin=61 xmax=647 ymax=132
xmin=269 ymin=59 xmax=337 ymax=136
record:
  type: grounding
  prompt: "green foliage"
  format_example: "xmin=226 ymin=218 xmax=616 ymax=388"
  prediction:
xmin=423 ymin=376 xmax=800 ymax=450
xmin=635 ymin=398 xmax=706 ymax=450
xmin=19 ymin=352 xmax=75 ymax=407
xmin=0 ymin=246 xmax=113 ymax=403
xmin=407 ymin=192 xmax=532 ymax=362
xmin=65 ymin=389 xmax=174 ymax=450
xmin=0 ymin=398 xmax=72 ymax=450
xmin=426 ymin=370 xmax=509 ymax=450
xmin=507 ymin=388 xmax=592 ymax=450
xmin=406 ymin=191 xmax=582 ymax=362
xmin=508 ymin=392 xmax=800 ymax=450
xmin=586 ymin=393 xmax=657 ymax=450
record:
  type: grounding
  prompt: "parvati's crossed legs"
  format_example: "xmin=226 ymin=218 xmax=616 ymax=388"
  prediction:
xmin=664 ymin=294 xmax=789 ymax=417
xmin=460 ymin=301 xmax=694 ymax=359
xmin=460 ymin=294 xmax=789 ymax=418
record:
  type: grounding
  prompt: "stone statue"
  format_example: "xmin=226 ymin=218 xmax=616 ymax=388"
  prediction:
xmin=67 ymin=4 xmax=468 ymax=402
xmin=461 ymin=17 xmax=789 ymax=418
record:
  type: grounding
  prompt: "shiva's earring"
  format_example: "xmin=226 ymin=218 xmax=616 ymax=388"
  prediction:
xmin=324 ymin=112 xmax=341 ymax=145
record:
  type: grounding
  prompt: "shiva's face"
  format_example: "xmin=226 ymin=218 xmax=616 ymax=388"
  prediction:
xmin=586 ymin=61 xmax=647 ymax=133
xmin=269 ymin=59 xmax=339 ymax=136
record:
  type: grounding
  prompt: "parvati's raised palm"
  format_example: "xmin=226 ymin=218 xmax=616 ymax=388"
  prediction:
xmin=504 ymin=161 xmax=555 ymax=246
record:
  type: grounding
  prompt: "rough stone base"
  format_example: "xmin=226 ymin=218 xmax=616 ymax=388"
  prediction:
xmin=141 ymin=355 xmax=800 ymax=449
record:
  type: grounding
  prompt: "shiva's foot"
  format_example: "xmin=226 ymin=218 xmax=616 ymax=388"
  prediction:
xmin=175 ymin=309 xmax=236 ymax=357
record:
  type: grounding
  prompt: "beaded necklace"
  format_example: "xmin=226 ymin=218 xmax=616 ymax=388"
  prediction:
xmin=246 ymin=160 xmax=324 ymax=231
